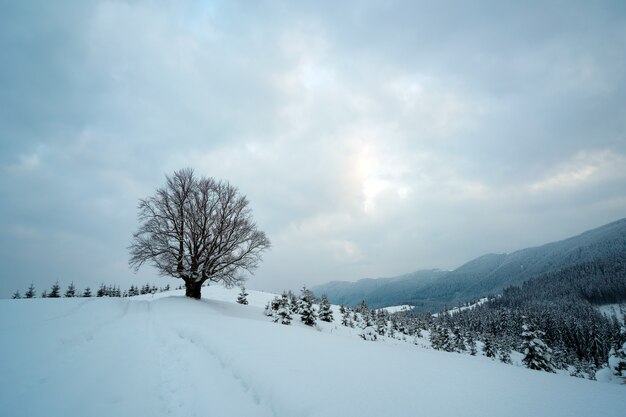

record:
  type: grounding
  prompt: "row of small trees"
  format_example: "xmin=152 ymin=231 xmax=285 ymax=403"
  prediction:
xmin=11 ymin=282 xmax=172 ymax=299
xmin=262 ymin=287 xmax=333 ymax=326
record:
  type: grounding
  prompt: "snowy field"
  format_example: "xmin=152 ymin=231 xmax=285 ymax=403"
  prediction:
xmin=380 ymin=304 xmax=413 ymax=313
xmin=1 ymin=287 xmax=624 ymax=417
xmin=598 ymin=303 xmax=626 ymax=322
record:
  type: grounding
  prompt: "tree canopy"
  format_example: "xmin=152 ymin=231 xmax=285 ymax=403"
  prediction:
xmin=129 ymin=168 xmax=270 ymax=299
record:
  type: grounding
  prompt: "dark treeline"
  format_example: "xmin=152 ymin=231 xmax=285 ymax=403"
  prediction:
xmin=395 ymin=254 xmax=626 ymax=378
xmin=12 ymin=282 xmax=178 ymax=299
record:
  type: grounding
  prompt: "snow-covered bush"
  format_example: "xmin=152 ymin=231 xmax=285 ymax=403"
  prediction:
xmin=360 ymin=325 xmax=378 ymax=341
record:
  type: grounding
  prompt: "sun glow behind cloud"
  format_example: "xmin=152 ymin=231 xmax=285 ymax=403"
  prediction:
xmin=1 ymin=1 xmax=626 ymax=295
xmin=354 ymin=144 xmax=412 ymax=215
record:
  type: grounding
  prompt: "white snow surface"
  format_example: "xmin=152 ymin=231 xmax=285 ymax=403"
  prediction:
xmin=1 ymin=286 xmax=625 ymax=417
xmin=380 ymin=304 xmax=413 ymax=313
xmin=433 ymin=297 xmax=490 ymax=317
xmin=598 ymin=303 xmax=626 ymax=322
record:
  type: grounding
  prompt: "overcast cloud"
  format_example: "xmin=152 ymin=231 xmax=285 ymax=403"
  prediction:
xmin=1 ymin=0 xmax=626 ymax=297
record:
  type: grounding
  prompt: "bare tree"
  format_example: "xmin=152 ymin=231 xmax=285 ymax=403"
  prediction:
xmin=129 ymin=168 xmax=271 ymax=299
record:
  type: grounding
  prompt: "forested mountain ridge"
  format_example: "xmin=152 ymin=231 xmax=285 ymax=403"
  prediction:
xmin=397 ymin=253 xmax=626 ymax=375
xmin=313 ymin=218 xmax=626 ymax=311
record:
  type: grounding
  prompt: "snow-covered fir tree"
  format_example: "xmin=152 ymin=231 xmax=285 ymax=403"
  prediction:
xmin=298 ymin=286 xmax=317 ymax=326
xmin=430 ymin=325 xmax=453 ymax=351
xmin=376 ymin=310 xmax=388 ymax=336
xmin=497 ymin=338 xmax=512 ymax=364
xmin=48 ymin=282 xmax=61 ymax=298
xmin=482 ymin=335 xmax=496 ymax=358
xmin=64 ymin=282 xmax=76 ymax=298
xmin=236 ymin=286 xmax=249 ymax=305
xmin=521 ymin=322 xmax=555 ymax=372
xmin=358 ymin=299 xmax=369 ymax=315
xmin=585 ymin=321 xmax=606 ymax=368
xmin=610 ymin=347 xmax=626 ymax=381
xmin=12 ymin=290 xmax=21 ymax=299
xmin=466 ymin=332 xmax=477 ymax=356
xmin=83 ymin=287 xmax=92 ymax=297
xmin=608 ymin=339 xmax=626 ymax=382
xmin=273 ymin=292 xmax=292 ymax=325
xmin=288 ymin=292 xmax=299 ymax=314
xmin=97 ymin=284 xmax=106 ymax=297
xmin=128 ymin=285 xmax=139 ymax=297
xmin=265 ymin=296 xmax=281 ymax=317
xmin=441 ymin=327 xmax=454 ymax=352
xmin=318 ymin=294 xmax=333 ymax=322
xmin=340 ymin=306 xmax=354 ymax=327
xmin=452 ymin=326 xmax=466 ymax=352
xmin=24 ymin=283 xmax=36 ymax=299
xmin=429 ymin=325 xmax=442 ymax=350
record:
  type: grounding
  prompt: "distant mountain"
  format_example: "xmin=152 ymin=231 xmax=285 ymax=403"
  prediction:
xmin=310 ymin=269 xmax=446 ymax=308
xmin=312 ymin=217 xmax=626 ymax=311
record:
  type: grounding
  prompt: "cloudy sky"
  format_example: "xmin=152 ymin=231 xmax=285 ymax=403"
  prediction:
xmin=1 ymin=1 xmax=626 ymax=297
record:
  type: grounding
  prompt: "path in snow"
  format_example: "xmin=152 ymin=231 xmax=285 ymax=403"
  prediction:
xmin=1 ymin=288 xmax=625 ymax=417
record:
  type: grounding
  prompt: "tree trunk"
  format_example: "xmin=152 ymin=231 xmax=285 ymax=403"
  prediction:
xmin=185 ymin=280 xmax=202 ymax=299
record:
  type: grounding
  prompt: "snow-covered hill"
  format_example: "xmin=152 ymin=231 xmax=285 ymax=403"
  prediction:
xmin=1 ymin=287 xmax=624 ymax=417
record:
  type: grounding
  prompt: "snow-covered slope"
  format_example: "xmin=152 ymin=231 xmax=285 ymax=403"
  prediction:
xmin=1 ymin=287 xmax=624 ymax=417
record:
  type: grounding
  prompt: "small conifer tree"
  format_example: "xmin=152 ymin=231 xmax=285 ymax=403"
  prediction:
xmin=483 ymin=335 xmax=496 ymax=358
xmin=274 ymin=292 xmax=292 ymax=325
xmin=298 ymin=286 xmax=317 ymax=326
xmin=352 ymin=311 xmax=359 ymax=326
xmin=49 ymin=281 xmax=61 ymax=298
xmin=440 ymin=326 xmax=454 ymax=352
xmin=608 ymin=342 xmax=626 ymax=382
xmin=64 ymin=282 xmax=76 ymax=298
xmin=288 ymin=292 xmax=299 ymax=314
xmin=340 ymin=306 xmax=352 ymax=327
xmin=12 ymin=290 xmax=21 ymax=299
xmin=128 ymin=285 xmax=137 ymax=297
xmin=429 ymin=325 xmax=442 ymax=350
xmin=497 ymin=338 xmax=512 ymax=364
xmin=83 ymin=287 xmax=92 ymax=297
xmin=376 ymin=310 xmax=387 ymax=336
xmin=236 ymin=286 xmax=249 ymax=305
xmin=358 ymin=299 xmax=369 ymax=315
xmin=24 ymin=283 xmax=36 ymax=299
xmin=318 ymin=295 xmax=334 ymax=322
xmin=521 ymin=322 xmax=555 ymax=373
xmin=467 ymin=332 xmax=477 ymax=356
xmin=452 ymin=326 xmax=466 ymax=352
